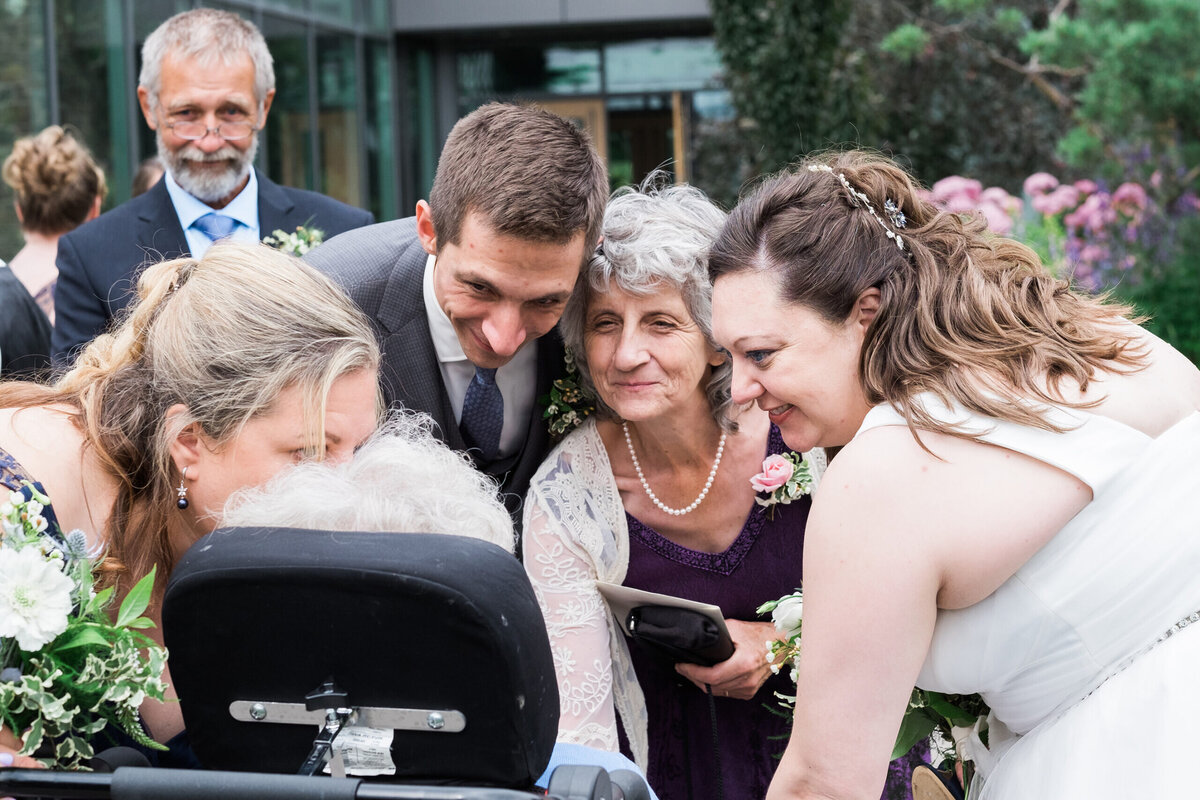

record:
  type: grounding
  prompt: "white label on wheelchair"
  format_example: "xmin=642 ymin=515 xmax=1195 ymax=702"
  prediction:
xmin=323 ymin=725 xmax=397 ymax=776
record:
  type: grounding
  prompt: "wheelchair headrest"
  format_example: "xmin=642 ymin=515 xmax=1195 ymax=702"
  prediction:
xmin=163 ymin=528 xmax=558 ymax=787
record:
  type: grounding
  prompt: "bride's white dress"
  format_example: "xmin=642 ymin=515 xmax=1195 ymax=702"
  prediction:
xmin=858 ymin=397 xmax=1200 ymax=798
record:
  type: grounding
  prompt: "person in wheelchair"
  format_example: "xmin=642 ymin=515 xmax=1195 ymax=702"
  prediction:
xmin=188 ymin=414 xmax=656 ymax=796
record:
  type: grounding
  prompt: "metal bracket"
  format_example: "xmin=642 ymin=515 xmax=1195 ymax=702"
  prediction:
xmin=229 ymin=701 xmax=466 ymax=732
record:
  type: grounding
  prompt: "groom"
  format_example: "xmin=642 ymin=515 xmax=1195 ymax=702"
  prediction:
xmin=306 ymin=103 xmax=607 ymax=527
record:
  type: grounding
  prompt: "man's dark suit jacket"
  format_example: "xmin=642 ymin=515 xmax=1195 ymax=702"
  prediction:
xmin=304 ymin=217 xmax=563 ymax=529
xmin=51 ymin=170 xmax=375 ymax=364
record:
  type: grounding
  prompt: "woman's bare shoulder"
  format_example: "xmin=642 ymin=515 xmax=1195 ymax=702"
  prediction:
xmin=1079 ymin=325 xmax=1200 ymax=436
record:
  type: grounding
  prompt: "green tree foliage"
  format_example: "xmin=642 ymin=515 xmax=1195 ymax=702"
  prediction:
xmin=858 ymin=0 xmax=1072 ymax=191
xmin=708 ymin=0 xmax=1073 ymax=192
xmin=1022 ymin=0 xmax=1200 ymax=174
xmin=709 ymin=0 xmax=876 ymax=174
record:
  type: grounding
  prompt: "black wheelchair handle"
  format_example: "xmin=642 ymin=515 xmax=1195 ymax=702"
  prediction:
xmin=0 ymin=768 xmax=546 ymax=800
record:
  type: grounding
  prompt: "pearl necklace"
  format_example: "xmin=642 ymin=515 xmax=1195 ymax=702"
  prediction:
xmin=622 ymin=422 xmax=726 ymax=516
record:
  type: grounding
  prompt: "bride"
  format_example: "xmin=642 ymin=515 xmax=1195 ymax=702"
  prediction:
xmin=708 ymin=151 xmax=1200 ymax=799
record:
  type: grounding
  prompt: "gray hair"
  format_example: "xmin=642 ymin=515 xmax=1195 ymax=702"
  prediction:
xmin=559 ymin=177 xmax=733 ymax=430
xmin=139 ymin=9 xmax=275 ymax=114
xmin=221 ymin=413 xmax=516 ymax=554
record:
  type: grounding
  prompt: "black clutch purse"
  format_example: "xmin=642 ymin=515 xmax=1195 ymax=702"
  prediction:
xmin=625 ymin=605 xmax=734 ymax=667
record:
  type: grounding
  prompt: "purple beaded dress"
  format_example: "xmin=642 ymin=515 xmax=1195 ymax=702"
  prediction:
xmin=618 ymin=426 xmax=922 ymax=800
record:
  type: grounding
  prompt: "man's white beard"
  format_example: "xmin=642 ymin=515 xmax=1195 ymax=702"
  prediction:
xmin=159 ymin=133 xmax=258 ymax=205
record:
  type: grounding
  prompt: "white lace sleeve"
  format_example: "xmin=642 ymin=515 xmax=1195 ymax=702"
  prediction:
xmin=524 ymin=474 xmax=620 ymax=751
xmin=521 ymin=420 xmax=649 ymax=769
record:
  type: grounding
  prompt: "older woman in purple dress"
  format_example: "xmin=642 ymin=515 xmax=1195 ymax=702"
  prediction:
xmin=523 ymin=179 xmax=921 ymax=800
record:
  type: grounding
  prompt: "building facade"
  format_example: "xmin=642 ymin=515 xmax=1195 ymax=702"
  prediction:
xmin=1 ymin=0 xmax=733 ymax=258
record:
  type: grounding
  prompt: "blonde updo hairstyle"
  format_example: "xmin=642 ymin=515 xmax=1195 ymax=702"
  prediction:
xmin=0 ymin=242 xmax=381 ymax=599
xmin=708 ymin=150 xmax=1147 ymax=441
xmin=2 ymin=125 xmax=107 ymax=235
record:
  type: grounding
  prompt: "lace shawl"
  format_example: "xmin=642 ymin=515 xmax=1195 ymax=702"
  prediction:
xmin=522 ymin=418 xmax=649 ymax=767
xmin=523 ymin=418 xmax=828 ymax=771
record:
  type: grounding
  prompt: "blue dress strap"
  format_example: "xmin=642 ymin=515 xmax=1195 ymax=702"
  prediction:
xmin=1 ymin=445 xmax=67 ymax=541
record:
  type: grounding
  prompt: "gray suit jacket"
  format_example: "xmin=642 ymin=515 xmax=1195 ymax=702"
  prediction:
xmin=306 ymin=218 xmax=564 ymax=527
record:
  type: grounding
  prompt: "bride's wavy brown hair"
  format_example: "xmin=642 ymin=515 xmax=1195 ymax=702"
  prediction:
xmin=708 ymin=150 xmax=1148 ymax=441
xmin=0 ymin=243 xmax=380 ymax=603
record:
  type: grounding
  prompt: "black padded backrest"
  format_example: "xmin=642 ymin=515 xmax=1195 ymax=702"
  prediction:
xmin=162 ymin=528 xmax=558 ymax=787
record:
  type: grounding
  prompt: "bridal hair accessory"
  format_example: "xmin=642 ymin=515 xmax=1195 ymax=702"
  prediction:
xmin=807 ymin=164 xmax=906 ymax=251
xmin=623 ymin=422 xmax=726 ymax=516
xmin=175 ymin=467 xmax=189 ymax=510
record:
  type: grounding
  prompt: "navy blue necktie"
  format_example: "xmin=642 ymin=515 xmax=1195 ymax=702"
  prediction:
xmin=193 ymin=212 xmax=237 ymax=242
xmin=460 ymin=366 xmax=503 ymax=460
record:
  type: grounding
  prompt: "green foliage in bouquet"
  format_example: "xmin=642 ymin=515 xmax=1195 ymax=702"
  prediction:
xmin=0 ymin=484 xmax=168 ymax=768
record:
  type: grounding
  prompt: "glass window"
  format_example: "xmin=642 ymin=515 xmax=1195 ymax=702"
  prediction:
xmin=0 ymin=0 xmax=51 ymax=258
xmin=361 ymin=0 xmax=390 ymax=34
xmin=262 ymin=14 xmax=315 ymax=192
xmin=687 ymin=89 xmax=756 ymax=211
xmin=603 ymin=38 xmax=722 ymax=94
xmin=364 ymin=37 xmax=397 ymax=220
xmin=457 ymin=44 xmax=601 ymax=113
xmin=405 ymin=46 xmax=438 ymax=205
xmin=316 ymin=31 xmax=362 ymax=207
xmin=312 ymin=0 xmax=355 ymax=28
xmin=56 ymin=0 xmax=128 ymax=200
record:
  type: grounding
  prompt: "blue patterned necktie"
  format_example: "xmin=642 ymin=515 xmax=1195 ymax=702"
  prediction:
xmin=460 ymin=366 xmax=504 ymax=461
xmin=193 ymin=212 xmax=237 ymax=242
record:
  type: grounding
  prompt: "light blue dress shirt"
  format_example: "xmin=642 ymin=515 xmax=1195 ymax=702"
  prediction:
xmin=163 ymin=168 xmax=262 ymax=258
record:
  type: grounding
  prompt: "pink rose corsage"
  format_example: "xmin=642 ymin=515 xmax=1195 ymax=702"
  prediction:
xmin=750 ymin=451 xmax=813 ymax=516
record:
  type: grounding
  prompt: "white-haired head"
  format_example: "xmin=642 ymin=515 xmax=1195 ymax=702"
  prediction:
xmin=139 ymin=9 xmax=275 ymax=115
xmin=221 ymin=413 xmax=515 ymax=553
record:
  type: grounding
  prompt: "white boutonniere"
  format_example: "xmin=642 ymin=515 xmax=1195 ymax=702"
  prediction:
xmin=263 ymin=224 xmax=324 ymax=256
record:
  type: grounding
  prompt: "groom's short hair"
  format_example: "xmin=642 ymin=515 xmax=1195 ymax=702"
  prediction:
xmin=428 ymin=102 xmax=607 ymax=253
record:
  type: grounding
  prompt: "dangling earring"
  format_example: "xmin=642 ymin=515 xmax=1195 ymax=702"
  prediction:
xmin=176 ymin=466 xmax=189 ymax=510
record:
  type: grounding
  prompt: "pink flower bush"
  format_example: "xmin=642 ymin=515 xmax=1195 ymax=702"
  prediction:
xmin=751 ymin=454 xmax=794 ymax=493
xmin=927 ymin=176 xmax=1019 ymax=235
xmin=1065 ymin=194 xmax=1117 ymax=235
xmin=1023 ymin=172 xmax=1059 ymax=197
xmin=1032 ymin=185 xmax=1080 ymax=216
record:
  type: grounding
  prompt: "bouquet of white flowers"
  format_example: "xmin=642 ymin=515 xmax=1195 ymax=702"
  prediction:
xmin=0 ymin=483 xmax=168 ymax=768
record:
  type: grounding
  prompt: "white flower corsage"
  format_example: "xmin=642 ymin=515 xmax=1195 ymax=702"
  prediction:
xmin=263 ymin=224 xmax=325 ymax=256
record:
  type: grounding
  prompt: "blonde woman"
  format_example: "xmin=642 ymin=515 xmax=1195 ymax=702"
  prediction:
xmin=0 ymin=242 xmax=381 ymax=763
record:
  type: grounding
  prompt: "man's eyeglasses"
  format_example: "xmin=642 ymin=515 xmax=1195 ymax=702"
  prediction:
xmin=163 ymin=121 xmax=257 ymax=141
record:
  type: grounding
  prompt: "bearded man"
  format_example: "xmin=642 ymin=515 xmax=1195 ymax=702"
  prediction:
xmin=50 ymin=8 xmax=373 ymax=365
